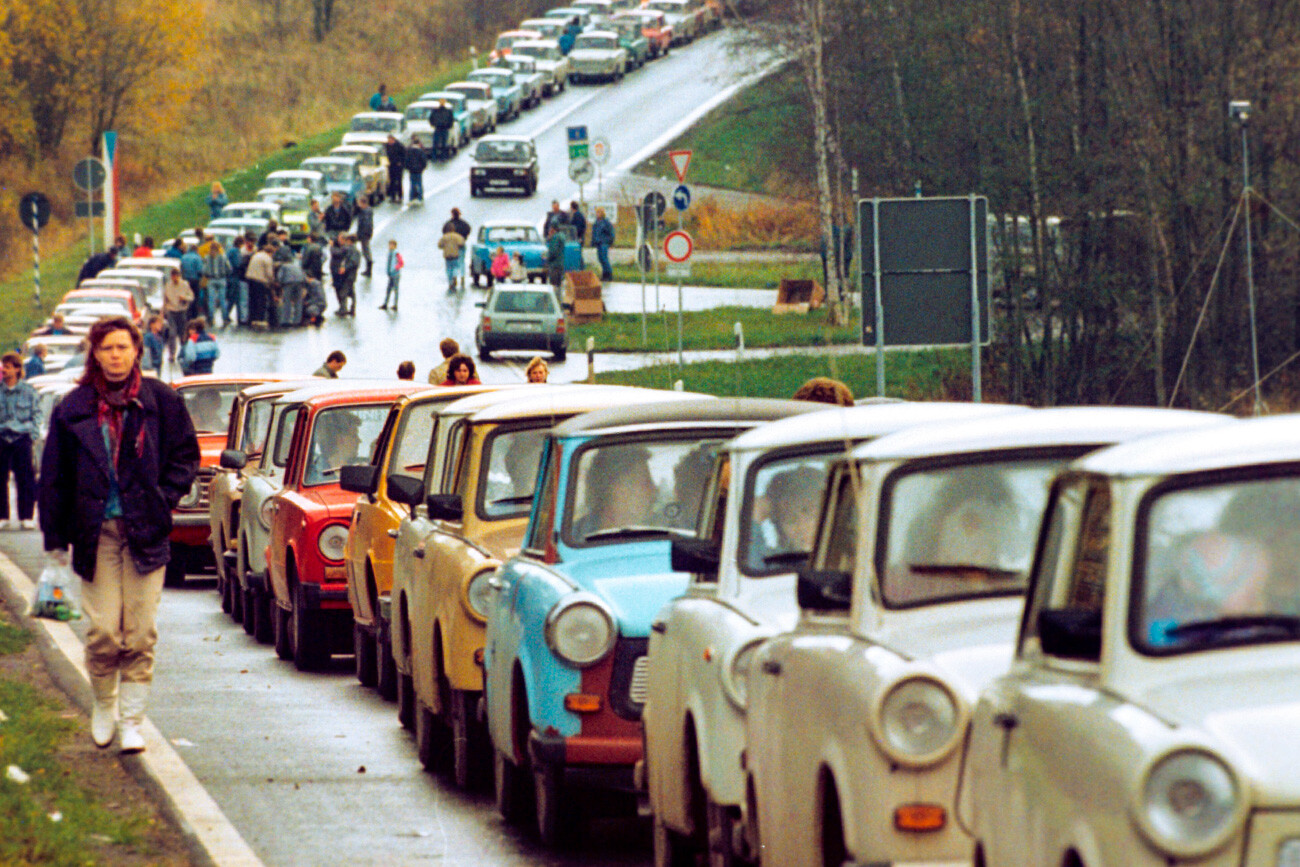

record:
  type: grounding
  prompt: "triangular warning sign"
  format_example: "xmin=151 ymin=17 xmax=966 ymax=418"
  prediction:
xmin=668 ymin=150 xmax=692 ymax=183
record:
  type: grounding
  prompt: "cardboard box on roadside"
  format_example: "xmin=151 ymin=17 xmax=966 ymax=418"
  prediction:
xmin=773 ymin=278 xmax=825 ymax=314
xmin=564 ymin=271 xmax=602 ymax=303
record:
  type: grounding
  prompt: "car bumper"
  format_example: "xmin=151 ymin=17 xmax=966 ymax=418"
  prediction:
xmin=480 ymin=331 xmax=563 ymax=353
xmin=529 ymin=729 xmax=640 ymax=793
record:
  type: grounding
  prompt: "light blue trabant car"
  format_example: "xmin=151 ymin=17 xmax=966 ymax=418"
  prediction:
xmin=467 ymin=67 xmax=523 ymax=122
xmin=416 ymin=91 xmax=473 ymax=147
xmin=483 ymin=398 xmax=817 ymax=846
xmin=298 ymin=156 xmax=365 ymax=205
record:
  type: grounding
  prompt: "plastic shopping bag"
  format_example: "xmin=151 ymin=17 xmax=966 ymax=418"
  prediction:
xmin=31 ymin=561 xmax=81 ymax=621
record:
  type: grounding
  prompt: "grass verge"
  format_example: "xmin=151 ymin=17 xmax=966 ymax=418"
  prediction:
xmin=593 ymin=349 xmax=972 ymax=401
xmin=570 ymin=305 xmax=859 ymax=352
xmin=607 ymin=258 xmax=822 ymax=290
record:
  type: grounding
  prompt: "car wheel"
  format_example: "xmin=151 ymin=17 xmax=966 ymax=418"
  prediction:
xmin=469 ymin=184 xmax=478 ymax=198
xmin=552 ymin=342 xmax=567 ymax=362
xmin=273 ymin=601 xmax=293 ymax=661
xmin=415 ymin=700 xmax=450 ymax=773
xmin=218 ymin=569 xmax=232 ymax=614
xmin=354 ymin=623 xmax=378 ymax=688
xmin=450 ymin=689 xmax=488 ymax=791
xmin=706 ymin=796 xmax=746 ymax=867
xmin=534 ymin=761 xmax=575 ymax=847
xmin=652 ymin=815 xmax=696 ymax=867
xmin=397 ymin=670 xmax=416 ymax=731
xmin=291 ymin=584 xmax=328 ymax=672
xmin=478 ymin=343 xmax=491 ymax=362
xmin=251 ymin=587 xmax=274 ymax=644
xmin=376 ymin=627 xmax=397 ymax=701
xmin=235 ymin=581 xmax=251 ymax=633
xmin=494 ymin=749 xmax=533 ymax=824
xmin=164 ymin=546 xmax=186 ymax=588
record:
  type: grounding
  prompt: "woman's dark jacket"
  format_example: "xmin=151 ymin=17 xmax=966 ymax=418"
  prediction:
xmin=39 ymin=378 xmax=200 ymax=581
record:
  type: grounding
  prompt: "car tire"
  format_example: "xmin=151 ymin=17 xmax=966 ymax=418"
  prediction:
xmin=273 ymin=601 xmax=293 ymax=661
xmin=494 ymin=749 xmax=533 ymax=824
xmin=376 ymin=627 xmax=397 ymax=701
xmin=164 ymin=546 xmax=186 ymax=588
xmin=218 ymin=570 xmax=232 ymax=614
xmin=354 ymin=623 xmax=378 ymax=688
xmin=534 ymin=761 xmax=575 ymax=847
xmin=291 ymin=585 xmax=328 ymax=672
xmin=652 ymin=815 xmax=696 ymax=867
xmin=251 ymin=587 xmax=274 ymax=644
xmin=397 ymin=670 xmax=416 ymax=731
xmin=478 ymin=343 xmax=492 ymax=362
xmin=552 ymin=342 xmax=567 ymax=362
xmin=415 ymin=700 xmax=450 ymax=772
xmin=450 ymin=690 xmax=488 ymax=791
xmin=706 ymin=796 xmax=746 ymax=867
xmin=236 ymin=582 xmax=252 ymax=634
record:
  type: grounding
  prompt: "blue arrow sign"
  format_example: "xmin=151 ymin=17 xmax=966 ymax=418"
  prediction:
xmin=567 ymin=125 xmax=589 ymax=143
xmin=672 ymin=184 xmax=691 ymax=212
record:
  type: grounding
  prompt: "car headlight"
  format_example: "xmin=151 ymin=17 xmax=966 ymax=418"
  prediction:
xmin=513 ymin=169 xmax=527 ymax=176
xmin=720 ymin=637 xmax=765 ymax=711
xmin=316 ymin=524 xmax=348 ymax=562
xmin=473 ymin=168 xmax=486 ymax=176
xmin=258 ymin=497 xmax=276 ymax=530
xmin=545 ymin=593 xmax=616 ymax=668
xmin=1133 ymin=749 xmax=1243 ymax=858
xmin=872 ymin=675 xmax=963 ymax=767
xmin=178 ymin=478 xmax=202 ymax=509
xmin=463 ymin=567 xmax=496 ymax=621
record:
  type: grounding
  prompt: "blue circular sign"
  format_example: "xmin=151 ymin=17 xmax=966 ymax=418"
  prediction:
xmin=672 ymin=184 xmax=691 ymax=211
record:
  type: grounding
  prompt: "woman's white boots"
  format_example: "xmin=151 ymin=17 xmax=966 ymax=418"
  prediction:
xmin=117 ymin=681 xmax=149 ymax=754
xmin=90 ymin=673 xmax=119 ymax=748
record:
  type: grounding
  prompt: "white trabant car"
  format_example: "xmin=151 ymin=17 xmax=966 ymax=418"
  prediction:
xmin=443 ymin=81 xmax=498 ymax=136
xmin=960 ymin=415 xmax=1300 ymax=867
xmin=342 ymin=111 xmax=409 ymax=148
xmin=741 ymin=407 xmax=1225 ymax=867
xmin=567 ymin=30 xmax=630 ymax=82
xmin=510 ymin=40 xmax=571 ymax=95
xmin=643 ymin=401 xmax=1026 ymax=866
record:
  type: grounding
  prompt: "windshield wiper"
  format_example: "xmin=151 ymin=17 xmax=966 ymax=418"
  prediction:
xmin=581 ymin=525 xmax=670 ymax=542
xmin=488 ymin=494 xmax=535 ymax=507
xmin=907 ymin=563 xmax=1023 ymax=580
xmin=1165 ymin=614 xmax=1300 ymax=642
xmin=762 ymin=551 xmax=810 ymax=568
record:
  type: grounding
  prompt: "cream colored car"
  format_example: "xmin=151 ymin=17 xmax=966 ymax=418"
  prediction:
xmin=741 ymin=407 xmax=1223 ymax=867
xmin=957 ymin=417 xmax=1300 ymax=867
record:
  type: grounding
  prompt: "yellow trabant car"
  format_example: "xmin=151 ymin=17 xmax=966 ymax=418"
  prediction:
xmin=387 ymin=385 xmax=673 ymax=789
xmin=340 ymin=385 xmax=504 ymax=693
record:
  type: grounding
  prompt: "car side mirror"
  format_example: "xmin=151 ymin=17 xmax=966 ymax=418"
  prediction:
xmin=339 ymin=464 xmax=379 ymax=495
xmin=796 ymin=568 xmax=852 ymax=613
xmin=387 ymin=474 xmax=425 ymax=508
xmin=1037 ymin=608 xmax=1102 ymax=660
xmin=426 ymin=493 xmax=464 ymax=522
xmin=671 ymin=536 xmax=719 ymax=579
xmin=220 ymin=449 xmax=247 ymax=470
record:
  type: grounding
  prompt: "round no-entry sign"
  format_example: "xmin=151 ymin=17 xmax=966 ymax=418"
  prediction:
xmin=663 ymin=230 xmax=693 ymax=263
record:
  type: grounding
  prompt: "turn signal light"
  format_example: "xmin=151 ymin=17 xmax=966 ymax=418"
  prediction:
xmin=894 ymin=803 xmax=945 ymax=832
xmin=564 ymin=693 xmax=602 ymax=713
xmin=474 ymin=648 xmax=484 ymax=666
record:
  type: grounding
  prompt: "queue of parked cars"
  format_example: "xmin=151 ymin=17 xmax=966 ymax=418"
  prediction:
xmin=187 ymin=366 xmax=1294 ymax=867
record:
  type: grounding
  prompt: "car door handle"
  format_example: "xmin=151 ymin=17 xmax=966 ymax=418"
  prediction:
xmin=651 ymin=620 xmax=667 ymax=634
xmin=387 ymin=529 xmax=399 ymax=538
xmin=760 ymin=659 xmax=781 ymax=676
xmin=412 ymin=546 xmax=425 ymax=559
xmin=993 ymin=711 xmax=1018 ymax=731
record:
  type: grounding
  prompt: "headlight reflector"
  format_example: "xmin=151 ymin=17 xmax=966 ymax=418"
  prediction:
xmin=545 ymin=595 xmax=615 ymax=668
xmin=258 ymin=498 xmax=275 ymax=529
xmin=875 ymin=676 xmax=961 ymax=766
xmin=1136 ymin=749 xmax=1241 ymax=858
xmin=316 ymin=524 xmax=348 ymax=562
xmin=178 ymin=478 xmax=202 ymax=509
xmin=721 ymin=638 xmax=765 ymax=710
xmin=464 ymin=569 xmax=495 ymax=620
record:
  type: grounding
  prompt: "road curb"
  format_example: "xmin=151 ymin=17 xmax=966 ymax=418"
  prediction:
xmin=0 ymin=549 xmax=265 ymax=867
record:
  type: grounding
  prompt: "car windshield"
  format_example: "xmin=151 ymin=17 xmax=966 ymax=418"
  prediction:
xmin=180 ymin=383 xmax=243 ymax=435
xmin=879 ymin=458 xmax=1065 ymax=608
xmin=304 ymin=406 xmax=389 ymax=486
xmin=405 ymin=105 xmax=433 ymax=121
xmin=449 ymin=84 xmax=489 ymax=100
xmin=740 ymin=452 xmax=840 ymax=577
xmin=506 ymin=58 xmax=535 ymax=73
xmin=609 ymin=20 xmax=639 ymax=37
xmin=485 ymin=226 xmax=542 ymax=244
xmin=258 ymin=191 xmax=309 ymax=207
xmin=389 ymin=403 xmax=439 ymax=481
xmin=478 ymin=425 xmax=551 ymax=519
xmin=343 ymin=150 xmax=378 ymax=166
xmin=270 ymin=175 xmax=316 ymax=192
xmin=351 ymin=116 xmax=398 ymax=133
xmin=516 ymin=44 xmax=561 ymax=60
xmin=241 ymin=396 xmax=278 ymax=454
xmin=307 ymin=163 xmax=353 ymax=182
xmin=565 ymin=437 xmax=727 ymax=544
xmin=472 ymin=71 xmax=511 ymax=85
xmin=1134 ymin=476 xmax=1300 ymax=654
xmin=476 ymin=141 xmax=530 ymax=162
xmin=491 ymin=290 xmax=557 ymax=315
xmin=576 ymin=35 xmax=618 ymax=50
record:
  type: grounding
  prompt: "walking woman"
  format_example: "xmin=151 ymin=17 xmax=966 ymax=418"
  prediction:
xmin=39 ymin=317 xmax=200 ymax=753
xmin=206 ymin=181 xmax=228 ymax=220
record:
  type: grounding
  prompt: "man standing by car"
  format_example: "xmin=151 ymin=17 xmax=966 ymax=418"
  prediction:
xmin=545 ymin=223 xmax=567 ymax=294
xmin=438 ymin=225 xmax=466 ymax=291
xmin=323 ymin=193 xmax=353 ymax=242
xmin=333 ymin=235 xmax=361 ymax=316
xmin=300 ymin=232 xmax=325 ymax=287
xmin=443 ymin=208 xmax=471 ymax=287
xmin=0 ymin=352 xmax=40 ymax=530
xmin=245 ymin=243 xmax=276 ymax=331
xmin=354 ymin=198 xmax=374 ymax=278
xmin=543 ymin=199 xmax=568 ymax=234
xmin=384 ymin=135 xmax=406 ymax=204
xmin=430 ymin=100 xmax=455 ymax=161
xmin=591 ymin=206 xmax=615 ymax=282
xmin=568 ymin=201 xmax=587 ymax=248
xmin=369 ymin=83 xmax=395 ymax=112
xmin=405 ymin=138 xmax=428 ymax=204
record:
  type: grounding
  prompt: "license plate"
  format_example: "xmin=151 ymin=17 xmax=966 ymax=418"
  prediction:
xmin=511 ymin=321 xmax=540 ymax=331
xmin=489 ymin=179 xmax=509 ymax=186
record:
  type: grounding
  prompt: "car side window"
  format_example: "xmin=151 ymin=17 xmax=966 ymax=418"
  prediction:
xmin=1069 ymin=483 xmax=1111 ymax=611
xmin=813 ymin=466 xmax=857 ymax=577
xmin=524 ymin=440 xmax=561 ymax=556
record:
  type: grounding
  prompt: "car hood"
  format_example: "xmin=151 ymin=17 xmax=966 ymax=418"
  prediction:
xmin=474 ymin=161 xmax=532 ymax=170
xmin=561 ymin=543 xmax=688 ymax=637
xmin=1137 ymin=666 xmax=1300 ymax=805
xmin=875 ymin=599 xmax=1020 ymax=696
xmin=303 ymin=485 xmax=362 ymax=520
xmin=474 ymin=239 xmax=544 ymax=256
xmin=570 ymin=48 xmax=622 ymax=61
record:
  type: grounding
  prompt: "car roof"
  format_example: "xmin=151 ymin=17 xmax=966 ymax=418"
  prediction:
xmin=238 ymin=379 xmax=324 ymax=399
xmin=257 ymin=187 xmax=310 ymax=196
xmin=174 ymin=374 xmax=297 ymax=389
xmin=118 ymin=257 xmax=178 ymax=269
xmin=352 ymin=111 xmax=403 ymax=119
xmin=1072 ymin=413 xmax=1292 ymax=477
xmin=332 ymin=144 xmax=380 ymax=153
xmin=476 ymin=134 xmax=533 ymax=144
xmin=576 ymin=29 xmax=619 ymax=38
xmin=65 ymin=287 xmax=132 ymax=299
xmin=298 ymin=383 xmax=426 ymax=410
xmin=301 ymin=156 xmax=355 ymax=165
xmin=552 ymin=397 xmax=818 ymax=437
xmin=274 ymin=379 xmax=423 ymax=405
xmin=447 ymin=80 xmax=491 ymax=90
xmin=849 ymin=406 xmax=1227 ymax=464
xmin=465 ymin=387 xmax=683 ymax=424
xmin=500 ymin=28 xmax=542 ymax=36
xmin=225 ymin=201 xmax=278 ymax=209
xmin=514 ymin=38 xmax=562 ymax=48
xmin=481 ymin=219 xmax=538 ymax=230
xmin=267 ymin=169 xmax=323 ymax=177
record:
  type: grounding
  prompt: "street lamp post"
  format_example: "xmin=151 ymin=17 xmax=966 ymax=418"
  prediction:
xmin=1230 ymin=99 xmax=1263 ymax=416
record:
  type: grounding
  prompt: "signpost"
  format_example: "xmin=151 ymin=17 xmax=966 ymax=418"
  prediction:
xmin=568 ymin=156 xmax=595 ymax=204
xmin=566 ymin=125 xmax=589 ymax=159
xmin=672 ymin=184 xmax=691 ymax=212
xmin=73 ymin=156 xmax=106 ymax=257
xmin=590 ymin=136 xmax=610 ymax=196
xmin=668 ymin=149 xmax=692 ymax=184
xmin=663 ymin=229 xmax=694 ymax=365
xmin=18 ymin=192 xmax=51 ymax=304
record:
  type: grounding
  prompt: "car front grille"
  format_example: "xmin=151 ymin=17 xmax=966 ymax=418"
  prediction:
xmin=608 ymin=638 xmax=650 ymax=721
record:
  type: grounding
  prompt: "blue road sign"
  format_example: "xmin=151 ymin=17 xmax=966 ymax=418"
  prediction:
xmin=567 ymin=125 xmax=589 ymax=143
xmin=672 ymin=184 xmax=691 ymax=212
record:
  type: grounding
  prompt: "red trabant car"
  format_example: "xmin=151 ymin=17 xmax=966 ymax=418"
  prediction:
xmin=266 ymin=383 xmax=425 ymax=671
xmin=168 ymin=374 xmax=298 ymax=586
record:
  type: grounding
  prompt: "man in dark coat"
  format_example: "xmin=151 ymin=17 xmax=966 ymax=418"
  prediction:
xmin=77 ymin=245 xmax=120 ymax=282
xmin=568 ymin=201 xmax=587 ymax=248
xmin=405 ymin=138 xmax=429 ymax=203
xmin=430 ymin=101 xmax=455 ymax=160
xmin=384 ymin=135 xmax=406 ymax=203
xmin=322 ymin=193 xmax=353 ymax=241
xmin=354 ymin=198 xmax=374 ymax=277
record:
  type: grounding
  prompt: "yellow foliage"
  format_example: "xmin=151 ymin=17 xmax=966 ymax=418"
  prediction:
xmin=684 ymin=197 xmax=819 ymax=250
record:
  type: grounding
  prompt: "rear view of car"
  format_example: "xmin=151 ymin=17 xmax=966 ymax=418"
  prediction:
xmin=476 ymin=285 xmax=566 ymax=361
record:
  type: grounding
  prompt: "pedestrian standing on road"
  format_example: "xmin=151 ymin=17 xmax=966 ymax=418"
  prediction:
xmin=354 ymin=197 xmax=374 ymax=277
xmin=142 ymin=315 xmax=165 ymax=377
xmin=245 ymin=243 xmax=277 ymax=331
xmin=314 ymin=350 xmax=346 ymax=379
xmin=438 ymin=226 xmax=466 ymax=291
xmin=179 ymin=243 xmax=204 ymax=318
xmin=78 ymin=244 xmax=120 ymax=283
xmin=202 ymin=239 xmax=231 ymax=326
xmin=133 ymin=236 xmax=155 ymax=259
xmin=0 ymin=352 xmax=41 ymax=529
xmin=39 ymin=316 xmax=200 ymax=754
xmin=440 ymin=354 xmax=481 ymax=386
xmin=443 ymin=208 xmax=471 ymax=283
xmin=380 ymin=240 xmax=403 ymax=310
xmin=308 ymin=198 xmax=325 ymax=238
xmin=323 ymin=193 xmax=353 ymax=242
xmin=163 ymin=238 xmax=184 ymax=260
xmin=428 ymin=338 xmax=459 ymax=384
xmin=543 ymin=200 xmax=568 ymax=234
xmin=178 ymin=318 xmax=220 ymax=375
xmin=276 ymin=254 xmax=307 ymax=327
xmin=431 ymin=101 xmax=455 ymax=160
xmin=301 ymin=232 xmax=325 ymax=284
xmin=162 ymin=271 xmax=194 ymax=364
xmin=526 ymin=356 xmax=549 ymax=383
xmin=396 ymin=361 xmax=416 ymax=380
xmin=226 ymin=236 xmax=249 ymax=326
xmin=333 ymin=235 xmax=361 ymax=315
xmin=206 ymin=182 xmax=228 ymax=220
xmin=24 ymin=344 xmax=47 ymax=379
xmin=490 ymin=246 xmax=511 ymax=284
xmin=369 ymin=83 xmax=388 ymax=111
xmin=384 ymin=135 xmax=406 ymax=203
xmin=591 ymin=206 xmax=615 ymax=281
xmin=568 ymin=201 xmax=587 ymax=248
xmin=510 ymin=252 xmax=527 ymax=283
xmin=33 ymin=312 xmax=72 ymax=337
xmin=405 ymin=138 xmax=428 ymax=204
xmin=545 ymin=223 xmax=567 ymax=293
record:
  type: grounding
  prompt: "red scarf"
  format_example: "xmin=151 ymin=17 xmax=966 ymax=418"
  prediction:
xmin=93 ymin=367 xmax=143 ymax=468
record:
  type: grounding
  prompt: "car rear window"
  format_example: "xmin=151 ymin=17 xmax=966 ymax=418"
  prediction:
xmin=492 ymin=291 xmax=557 ymax=314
